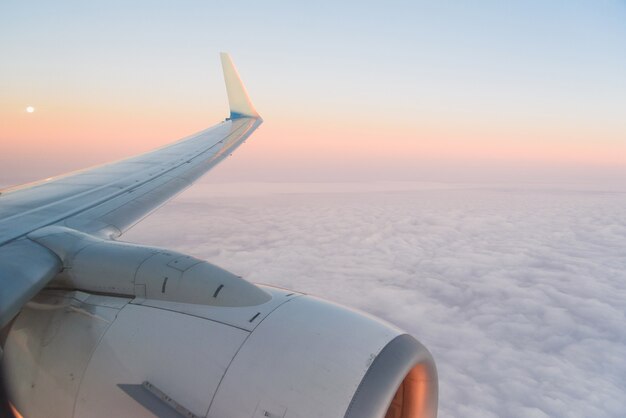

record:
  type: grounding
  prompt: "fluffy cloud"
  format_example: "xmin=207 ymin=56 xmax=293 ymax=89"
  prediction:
xmin=125 ymin=182 xmax=626 ymax=418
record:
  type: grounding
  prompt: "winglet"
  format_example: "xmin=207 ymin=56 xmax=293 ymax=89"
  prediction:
xmin=220 ymin=52 xmax=260 ymax=119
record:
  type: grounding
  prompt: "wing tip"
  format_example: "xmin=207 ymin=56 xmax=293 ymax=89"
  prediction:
xmin=220 ymin=52 xmax=260 ymax=119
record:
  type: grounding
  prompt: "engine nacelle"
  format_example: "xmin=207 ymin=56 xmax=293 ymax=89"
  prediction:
xmin=3 ymin=227 xmax=438 ymax=417
xmin=2 ymin=287 xmax=437 ymax=418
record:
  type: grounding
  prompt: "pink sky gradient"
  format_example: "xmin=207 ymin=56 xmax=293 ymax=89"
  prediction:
xmin=1 ymin=1 xmax=625 ymax=186
xmin=2 ymin=102 xmax=624 ymax=186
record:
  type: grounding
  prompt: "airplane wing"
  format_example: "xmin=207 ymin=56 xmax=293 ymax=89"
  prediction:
xmin=0 ymin=54 xmax=438 ymax=418
xmin=0 ymin=53 xmax=261 ymax=327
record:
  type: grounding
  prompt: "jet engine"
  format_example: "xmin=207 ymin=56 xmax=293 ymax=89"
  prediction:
xmin=1 ymin=228 xmax=438 ymax=418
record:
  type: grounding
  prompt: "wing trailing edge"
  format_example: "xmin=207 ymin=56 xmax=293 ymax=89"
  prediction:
xmin=220 ymin=52 xmax=260 ymax=119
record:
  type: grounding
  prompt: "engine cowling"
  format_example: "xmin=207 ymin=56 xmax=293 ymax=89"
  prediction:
xmin=2 ymin=228 xmax=438 ymax=418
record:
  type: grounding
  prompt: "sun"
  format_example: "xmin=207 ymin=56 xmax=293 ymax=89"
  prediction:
xmin=26 ymin=106 xmax=35 ymax=113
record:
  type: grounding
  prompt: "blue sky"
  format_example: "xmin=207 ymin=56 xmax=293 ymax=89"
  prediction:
xmin=1 ymin=1 xmax=625 ymax=185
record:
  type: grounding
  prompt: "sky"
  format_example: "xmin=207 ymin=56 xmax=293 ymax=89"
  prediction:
xmin=1 ymin=0 xmax=625 ymax=186
xmin=125 ymin=183 xmax=626 ymax=417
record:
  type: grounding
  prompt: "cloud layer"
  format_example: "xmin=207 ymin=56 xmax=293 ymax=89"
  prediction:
xmin=125 ymin=183 xmax=626 ymax=418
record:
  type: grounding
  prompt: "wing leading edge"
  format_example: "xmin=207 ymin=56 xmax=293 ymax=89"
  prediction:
xmin=0 ymin=53 xmax=262 ymax=327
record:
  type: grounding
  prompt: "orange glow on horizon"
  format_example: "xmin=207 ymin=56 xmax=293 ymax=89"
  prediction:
xmin=1 ymin=101 xmax=624 ymax=184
